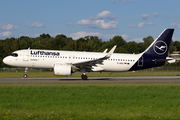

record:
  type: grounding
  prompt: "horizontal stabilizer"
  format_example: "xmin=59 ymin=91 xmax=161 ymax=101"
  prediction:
xmin=152 ymin=57 xmax=176 ymax=64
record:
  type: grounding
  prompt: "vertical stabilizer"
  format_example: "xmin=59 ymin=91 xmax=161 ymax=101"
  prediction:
xmin=143 ymin=28 xmax=174 ymax=58
xmin=129 ymin=28 xmax=174 ymax=71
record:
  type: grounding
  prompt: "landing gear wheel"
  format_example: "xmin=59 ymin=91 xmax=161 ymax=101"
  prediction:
xmin=23 ymin=74 xmax=27 ymax=78
xmin=81 ymin=75 xmax=88 ymax=80
xmin=24 ymin=67 xmax=28 ymax=78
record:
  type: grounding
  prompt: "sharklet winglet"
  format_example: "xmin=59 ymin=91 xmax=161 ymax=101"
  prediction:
xmin=103 ymin=49 xmax=108 ymax=53
xmin=105 ymin=45 xmax=117 ymax=58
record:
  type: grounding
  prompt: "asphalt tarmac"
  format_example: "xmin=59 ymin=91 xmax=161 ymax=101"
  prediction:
xmin=0 ymin=76 xmax=180 ymax=84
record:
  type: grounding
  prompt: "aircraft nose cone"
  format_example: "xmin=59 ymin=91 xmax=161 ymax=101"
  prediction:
xmin=3 ymin=57 xmax=10 ymax=65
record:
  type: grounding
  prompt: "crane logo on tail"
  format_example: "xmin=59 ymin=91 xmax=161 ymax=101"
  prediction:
xmin=153 ymin=41 xmax=167 ymax=55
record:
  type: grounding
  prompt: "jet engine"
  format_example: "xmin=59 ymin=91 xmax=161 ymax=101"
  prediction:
xmin=54 ymin=63 xmax=71 ymax=76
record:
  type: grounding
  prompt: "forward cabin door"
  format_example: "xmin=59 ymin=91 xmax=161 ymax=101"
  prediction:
xmin=23 ymin=51 xmax=29 ymax=61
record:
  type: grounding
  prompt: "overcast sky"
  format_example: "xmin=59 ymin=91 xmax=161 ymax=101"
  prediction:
xmin=1 ymin=0 xmax=180 ymax=42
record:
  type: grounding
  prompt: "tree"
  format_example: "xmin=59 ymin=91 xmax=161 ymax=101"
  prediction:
xmin=85 ymin=36 xmax=103 ymax=52
xmin=115 ymin=46 xmax=128 ymax=53
xmin=137 ymin=42 xmax=146 ymax=53
xmin=173 ymin=41 xmax=180 ymax=51
xmin=0 ymin=40 xmax=3 ymax=67
xmin=46 ymin=34 xmax=69 ymax=50
xmin=40 ymin=33 xmax=51 ymax=39
xmin=112 ymin=36 xmax=126 ymax=46
xmin=31 ymin=38 xmax=42 ymax=49
xmin=18 ymin=36 xmax=32 ymax=49
xmin=2 ymin=38 xmax=13 ymax=58
xmin=76 ymin=38 xmax=87 ymax=51
xmin=126 ymin=41 xmax=139 ymax=54
xmin=169 ymin=40 xmax=176 ymax=54
xmin=143 ymin=36 xmax=154 ymax=49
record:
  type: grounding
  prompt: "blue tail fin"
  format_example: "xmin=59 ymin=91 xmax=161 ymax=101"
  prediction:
xmin=129 ymin=28 xmax=174 ymax=71
xmin=143 ymin=28 xmax=174 ymax=58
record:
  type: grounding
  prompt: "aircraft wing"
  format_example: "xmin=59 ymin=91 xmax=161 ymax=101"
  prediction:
xmin=72 ymin=45 xmax=116 ymax=68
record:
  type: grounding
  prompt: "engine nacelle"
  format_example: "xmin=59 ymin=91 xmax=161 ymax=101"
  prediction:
xmin=54 ymin=63 xmax=71 ymax=76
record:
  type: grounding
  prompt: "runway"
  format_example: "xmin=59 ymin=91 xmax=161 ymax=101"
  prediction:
xmin=0 ymin=76 xmax=180 ymax=84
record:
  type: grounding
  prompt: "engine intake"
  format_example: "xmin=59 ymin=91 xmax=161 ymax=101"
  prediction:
xmin=54 ymin=63 xmax=71 ymax=76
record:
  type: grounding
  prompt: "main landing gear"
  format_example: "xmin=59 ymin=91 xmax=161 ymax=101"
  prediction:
xmin=81 ymin=74 xmax=88 ymax=80
xmin=80 ymin=68 xmax=88 ymax=80
xmin=23 ymin=67 xmax=28 ymax=78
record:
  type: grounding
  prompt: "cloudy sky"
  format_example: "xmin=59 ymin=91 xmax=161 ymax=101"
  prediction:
xmin=1 ymin=0 xmax=180 ymax=42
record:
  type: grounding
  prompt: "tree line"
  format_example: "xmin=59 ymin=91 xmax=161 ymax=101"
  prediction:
xmin=0 ymin=33 xmax=179 ymax=67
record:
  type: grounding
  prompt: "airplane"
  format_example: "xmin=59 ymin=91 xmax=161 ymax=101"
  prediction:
xmin=3 ymin=28 xmax=176 ymax=80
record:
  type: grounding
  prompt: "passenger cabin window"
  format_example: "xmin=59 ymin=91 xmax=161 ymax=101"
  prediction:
xmin=10 ymin=53 xmax=18 ymax=57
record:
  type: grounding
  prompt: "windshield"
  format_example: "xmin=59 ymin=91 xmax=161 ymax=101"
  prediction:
xmin=10 ymin=53 xmax=18 ymax=57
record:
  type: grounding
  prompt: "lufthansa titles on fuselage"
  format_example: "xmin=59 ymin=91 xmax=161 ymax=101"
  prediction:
xmin=30 ymin=50 xmax=60 ymax=56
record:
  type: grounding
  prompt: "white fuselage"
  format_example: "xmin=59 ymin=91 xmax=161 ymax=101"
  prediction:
xmin=3 ymin=49 xmax=142 ymax=72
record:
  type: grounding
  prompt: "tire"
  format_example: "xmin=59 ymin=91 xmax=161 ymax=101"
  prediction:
xmin=23 ymin=74 xmax=27 ymax=78
xmin=81 ymin=75 xmax=88 ymax=80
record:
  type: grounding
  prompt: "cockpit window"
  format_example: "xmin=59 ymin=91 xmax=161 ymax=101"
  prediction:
xmin=10 ymin=53 xmax=18 ymax=57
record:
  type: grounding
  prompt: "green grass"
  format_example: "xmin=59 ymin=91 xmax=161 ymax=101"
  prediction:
xmin=1 ymin=71 xmax=180 ymax=78
xmin=0 ymin=84 xmax=180 ymax=119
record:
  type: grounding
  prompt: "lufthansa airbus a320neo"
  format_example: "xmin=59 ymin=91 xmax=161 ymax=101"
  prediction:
xmin=3 ymin=29 xmax=176 ymax=80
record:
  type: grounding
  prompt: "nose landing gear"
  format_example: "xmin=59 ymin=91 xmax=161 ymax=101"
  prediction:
xmin=23 ymin=67 xmax=28 ymax=78
xmin=23 ymin=74 xmax=27 ymax=78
